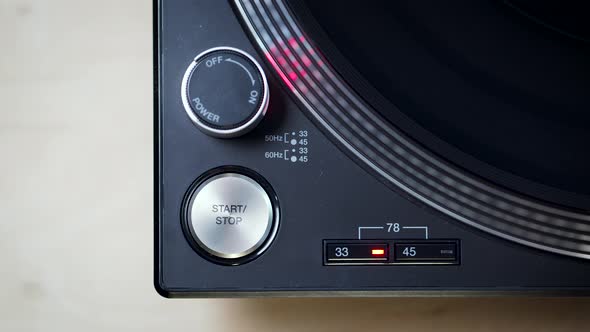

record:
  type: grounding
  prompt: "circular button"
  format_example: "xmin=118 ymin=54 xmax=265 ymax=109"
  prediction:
xmin=181 ymin=47 xmax=269 ymax=138
xmin=184 ymin=170 xmax=279 ymax=263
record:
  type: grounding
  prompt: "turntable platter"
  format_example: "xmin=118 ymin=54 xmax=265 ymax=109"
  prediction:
xmin=294 ymin=0 xmax=590 ymax=202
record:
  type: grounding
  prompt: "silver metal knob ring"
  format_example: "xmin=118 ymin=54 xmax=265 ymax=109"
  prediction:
xmin=180 ymin=46 xmax=270 ymax=138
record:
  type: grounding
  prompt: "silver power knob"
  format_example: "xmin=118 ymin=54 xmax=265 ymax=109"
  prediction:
xmin=181 ymin=47 xmax=269 ymax=138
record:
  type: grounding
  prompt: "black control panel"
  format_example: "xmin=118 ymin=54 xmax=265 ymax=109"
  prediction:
xmin=155 ymin=0 xmax=590 ymax=297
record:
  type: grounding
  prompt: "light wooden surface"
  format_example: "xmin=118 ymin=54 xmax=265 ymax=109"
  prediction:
xmin=1 ymin=0 xmax=589 ymax=331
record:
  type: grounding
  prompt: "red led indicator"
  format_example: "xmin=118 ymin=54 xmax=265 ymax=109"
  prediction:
xmin=371 ymin=248 xmax=385 ymax=256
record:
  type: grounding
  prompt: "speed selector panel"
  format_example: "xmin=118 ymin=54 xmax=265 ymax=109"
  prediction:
xmin=181 ymin=47 xmax=269 ymax=138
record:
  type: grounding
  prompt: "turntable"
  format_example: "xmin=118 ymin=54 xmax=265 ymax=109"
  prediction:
xmin=154 ymin=0 xmax=590 ymax=296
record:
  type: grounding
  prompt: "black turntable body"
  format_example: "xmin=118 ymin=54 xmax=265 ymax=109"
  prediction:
xmin=154 ymin=0 xmax=590 ymax=296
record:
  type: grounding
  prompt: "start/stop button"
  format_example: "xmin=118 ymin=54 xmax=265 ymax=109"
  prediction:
xmin=183 ymin=169 xmax=279 ymax=264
